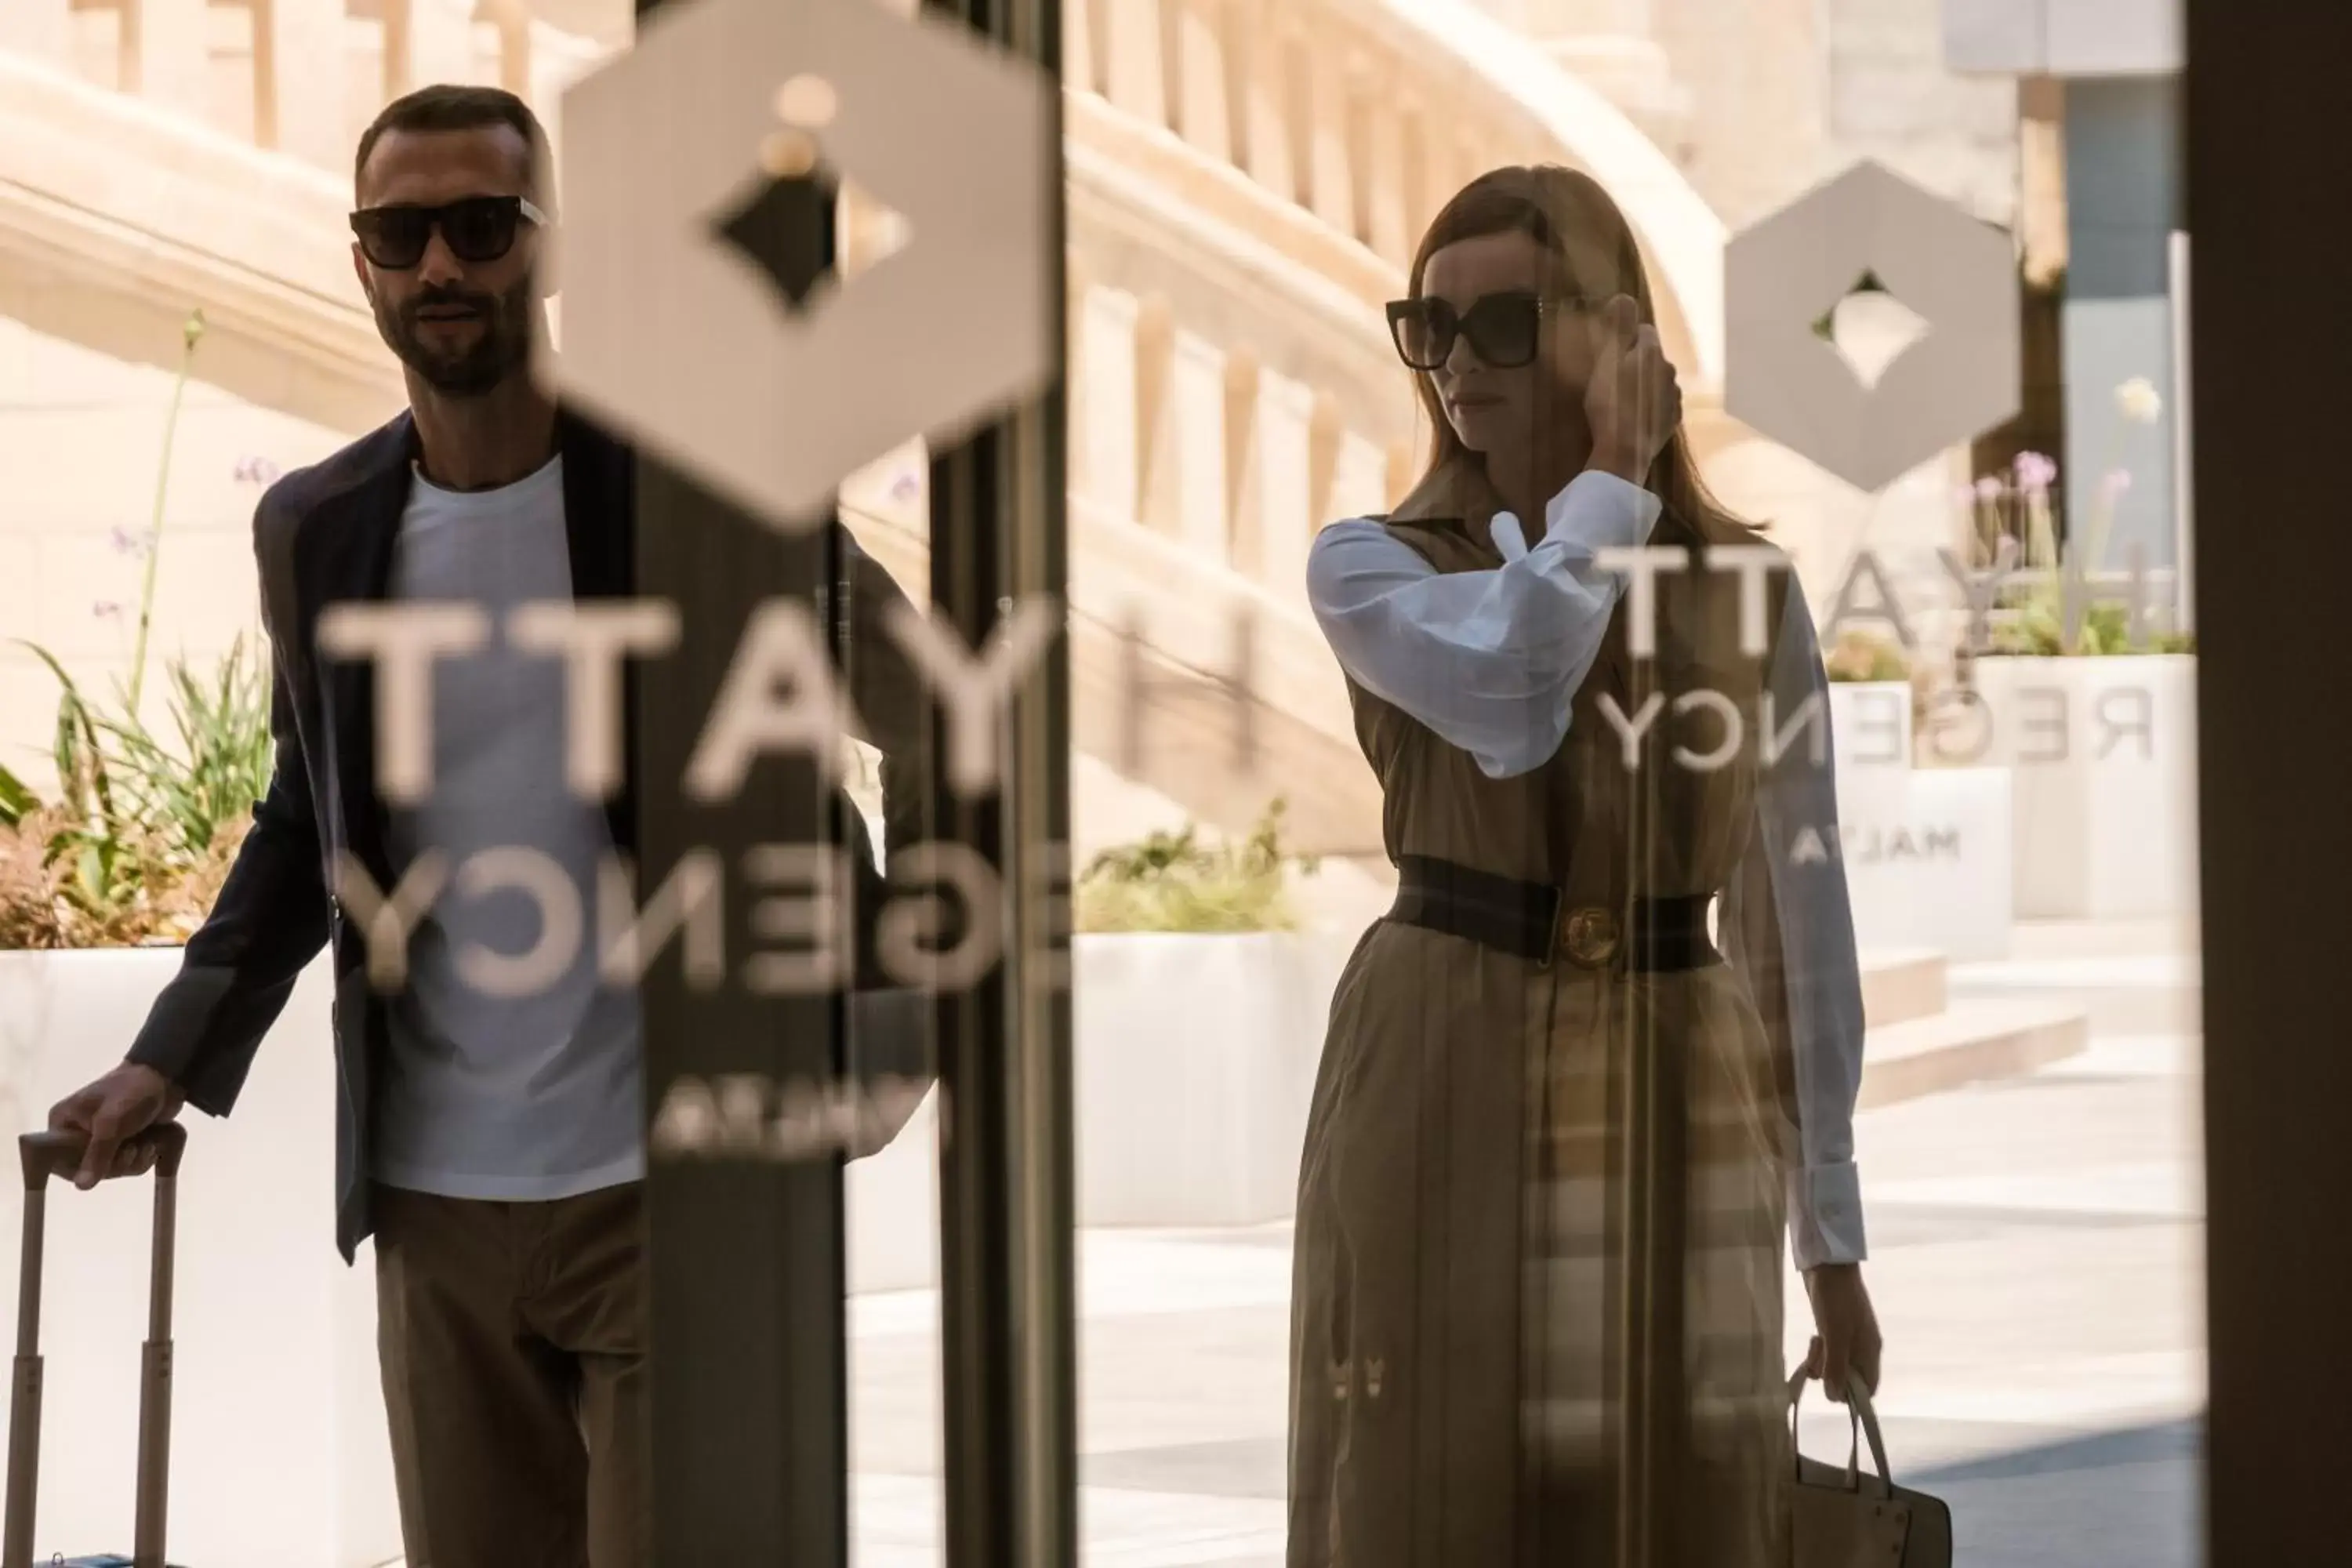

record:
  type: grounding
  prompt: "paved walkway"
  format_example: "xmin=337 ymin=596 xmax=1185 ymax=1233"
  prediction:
xmin=844 ymin=926 xmax=2207 ymax=1566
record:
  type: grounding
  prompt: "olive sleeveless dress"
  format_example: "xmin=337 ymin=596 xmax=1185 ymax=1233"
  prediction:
xmin=1288 ymin=470 xmax=1809 ymax=1567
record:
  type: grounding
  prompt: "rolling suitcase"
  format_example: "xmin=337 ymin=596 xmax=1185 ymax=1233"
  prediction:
xmin=3 ymin=1125 xmax=189 ymax=1568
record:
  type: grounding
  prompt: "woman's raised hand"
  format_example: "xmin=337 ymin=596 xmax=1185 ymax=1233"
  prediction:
xmin=1581 ymin=292 xmax=1681 ymax=485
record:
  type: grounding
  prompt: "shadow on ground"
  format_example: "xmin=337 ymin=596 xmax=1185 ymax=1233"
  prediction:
xmin=1907 ymin=1417 xmax=2201 ymax=1568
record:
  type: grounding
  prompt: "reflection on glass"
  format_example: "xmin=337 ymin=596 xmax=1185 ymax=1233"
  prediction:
xmin=1294 ymin=165 xmax=1878 ymax=1564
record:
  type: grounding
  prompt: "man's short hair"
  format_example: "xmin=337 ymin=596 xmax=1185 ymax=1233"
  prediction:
xmin=354 ymin=85 xmax=550 ymax=205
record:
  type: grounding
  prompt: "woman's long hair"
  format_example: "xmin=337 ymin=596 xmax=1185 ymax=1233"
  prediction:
xmin=1404 ymin=165 xmax=1752 ymax=546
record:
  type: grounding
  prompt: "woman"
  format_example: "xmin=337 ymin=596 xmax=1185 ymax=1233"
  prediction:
xmin=1290 ymin=165 xmax=1883 ymax=1566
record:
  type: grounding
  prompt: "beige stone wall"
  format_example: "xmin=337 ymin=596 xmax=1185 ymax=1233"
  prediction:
xmin=1630 ymin=0 xmax=2021 ymax=614
xmin=1819 ymin=0 xmax=2019 ymax=224
xmin=1646 ymin=0 xmax=2016 ymax=231
xmin=1649 ymin=0 xmax=1835 ymax=230
xmin=0 ymin=311 xmax=350 ymax=800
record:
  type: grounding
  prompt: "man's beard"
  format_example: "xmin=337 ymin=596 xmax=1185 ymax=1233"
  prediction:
xmin=376 ymin=278 xmax=535 ymax=396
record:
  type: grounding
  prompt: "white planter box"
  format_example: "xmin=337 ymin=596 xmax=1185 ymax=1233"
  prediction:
xmin=1842 ymin=767 xmax=2016 ymax=962
xmin=1073 ymin=930 xmax=1352 ymax=1229
xmin=844 ymin=990 xmax=938 ymax=1298
xmin=1829 ymin=681 xmax=1916 ymax=826
xmin=0 ymin=948 xmax=944 ymax=1566
xmin=1962 ymin=655 xmax=2199 ymax=920
xmin=0 ymin=949 xmax=391 ymax=1568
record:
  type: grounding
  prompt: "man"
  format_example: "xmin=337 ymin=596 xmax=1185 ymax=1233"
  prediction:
xmin=45 ymin=85 xmax=931 ymax=1566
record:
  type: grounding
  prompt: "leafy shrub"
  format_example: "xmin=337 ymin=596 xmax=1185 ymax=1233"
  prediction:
xmin=0 ymin=306 xmax=279 ymax=949
xmin=1076 ymin=797 xmax=1319 ymax=934
xmin=1987 ymin=593 xmax=2196 ymax=658
xmin=0 ymin=636 xmax=270 ymax=949
xmin=1824 ymin=630 xmax=1910 ymax=684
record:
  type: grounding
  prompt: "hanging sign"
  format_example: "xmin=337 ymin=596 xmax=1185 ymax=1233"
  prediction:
xmin=550 ymin=0 xmax=1058 ymax=528
xmin=1726 ymin=159 xmax=2021 ymax=493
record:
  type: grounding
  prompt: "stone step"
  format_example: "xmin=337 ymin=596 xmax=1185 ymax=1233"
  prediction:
xmin=1858 ymin=996 xmax=2091 ymax=1112
xmin=1860 ymin=947 xmax=1947 ymax=1029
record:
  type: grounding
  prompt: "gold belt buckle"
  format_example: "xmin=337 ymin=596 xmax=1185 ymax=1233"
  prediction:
xmin=1559 ymin=905 xmax=1621 ymax=969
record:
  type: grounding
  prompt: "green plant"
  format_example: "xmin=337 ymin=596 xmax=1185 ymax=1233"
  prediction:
xmin=1 ymin=306 xmax=281 ymax=949
xmin=1986 ymin=597 xmax=2195 ymax=658
xmin=1076 ymin=797 xmax=1320 ymax=935
xmin=1963 ymin=383 xmax=2190 ymax=657
xmin=12 ymin=634 xmax=271 ymax=939
xmin=111 ymin=634 xmax=274 ymax=860
xmin=1824 ymin=630 xmax=1910 ymax=684
xmin=0 ymin=764 xmax=34 ymax=829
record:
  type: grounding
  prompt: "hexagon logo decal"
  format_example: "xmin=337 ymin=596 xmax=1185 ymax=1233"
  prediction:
xmin=1725 ymin=160 xmax=2020 ymax=494
xmin=547 ymin=0 xmax=1057 ymax=530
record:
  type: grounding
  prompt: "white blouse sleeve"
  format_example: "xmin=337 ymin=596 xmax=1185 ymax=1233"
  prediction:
xmin=1724 ymin=584 xmax=1869 ymax=1270
xmin=1305 ymin=470 xmax=1662 ymax=778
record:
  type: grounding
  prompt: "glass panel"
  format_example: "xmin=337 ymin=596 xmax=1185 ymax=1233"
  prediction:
xmin=0 ymin=1 xmax=2212 ymax=1565
xmin=1057 ymin=4 xmax=2201 ymax=1567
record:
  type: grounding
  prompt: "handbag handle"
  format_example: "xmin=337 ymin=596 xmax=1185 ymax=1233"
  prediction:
xmin=1786 ymin=1366 xmax=1896 ymax=1501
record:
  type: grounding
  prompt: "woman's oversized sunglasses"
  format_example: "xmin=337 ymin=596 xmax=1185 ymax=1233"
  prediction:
xmin=350 ymin=195 xmax=549 ymax=270
xmin=1386 ymin=289 xmax=1598 ymax=371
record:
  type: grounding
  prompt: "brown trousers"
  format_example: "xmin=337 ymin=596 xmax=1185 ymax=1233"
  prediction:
xmin=372 ymin=1181 xmax=648 ymax=1568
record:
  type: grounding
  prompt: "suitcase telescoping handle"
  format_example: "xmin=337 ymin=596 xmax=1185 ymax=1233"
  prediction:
xmin=4 ymin=1124 xmax=187 ymax=1568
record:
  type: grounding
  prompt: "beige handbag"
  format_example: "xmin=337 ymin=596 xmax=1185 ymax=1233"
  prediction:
xmin=1788 ymin=1369 xmax=1954 ymax=1567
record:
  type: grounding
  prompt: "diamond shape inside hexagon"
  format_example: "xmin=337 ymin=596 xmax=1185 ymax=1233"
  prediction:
xmin=1726 ymin=161 xmax=2020 ymax=495
xmin=550 ymin=0 xmax=1057 ymax=532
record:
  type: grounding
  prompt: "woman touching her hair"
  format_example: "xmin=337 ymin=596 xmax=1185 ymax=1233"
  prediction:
xmin=1288 ymin=165 xmax=1882 ymax=1566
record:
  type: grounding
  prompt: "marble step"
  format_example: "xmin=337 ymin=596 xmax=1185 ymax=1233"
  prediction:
xmin=1859 ymin=996 xmax=2091 ymax=1112
xmin=1860 ymin=947 xmax=1947 ymax=1029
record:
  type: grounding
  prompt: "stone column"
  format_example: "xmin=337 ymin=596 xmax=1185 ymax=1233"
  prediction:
xmin=254 ymin=0 xmax=350 ymax=172
xmin=1167 ymin=328 xmax=1235 ymax=564
xmin=1065 ymin=265 xmax=1094 ymax=499
xmin=1305 ymin=49 xmax=1358 ymax=239
xmin=1452 ymin=129 xmax=1496 ymax=204
xmin=1135 ymin=299 xmax=1179 ymax=535
xmin=382 ymin=0 xmax=475 ymax=103
xmin=122 ymin=0 xmax=212 ymax=120
xmin=1235 ymin=0 xmax=1301 ymax=204
xmin=1397 ymin=98 xmax=1446 ymax=255
xmin=1171 ymin=0 xmax=1233 ymax=164
xmin=483 ymin=0 xmax=533 ymax=98
xmin=1101 ymin=0 xmax=1169 ymax=129
xmin=1386 ymin=438 xmax=1418 ymax=508
xmin=1064 ymin=0 xmax=1098 ymax=96
xmin=1078 ymin=287 xmax=1145 ymax=525
xmin=1330 ymin=427 xmax=1391 ymax=527
xmin=0 ymin=0 xmax=74 ymax=67
xmin=1231 ymin=365 xmax=1316 ymax=605
xmin=1361 ymin=71 xmax=1411 ymax=267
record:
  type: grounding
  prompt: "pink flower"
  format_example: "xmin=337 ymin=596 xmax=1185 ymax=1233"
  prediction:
xmin=2099 ymin=468 xmax=2133 ymax=503
xmin=1974 ymin=475 xmax=2005 ymax=501
xmin=93 ymin=601 xmax=123 ymax=621
xmin=234 ymin=456 xmax=282 ymax=485
xmin=107 ymin=526 xmax=149 ymax=557
xmin=2013 ymin=451 xmax=2059 ymax=491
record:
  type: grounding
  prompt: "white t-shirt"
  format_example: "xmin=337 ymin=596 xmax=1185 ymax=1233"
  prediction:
xmin=372 ymin=455 xmax=645 ymax=1200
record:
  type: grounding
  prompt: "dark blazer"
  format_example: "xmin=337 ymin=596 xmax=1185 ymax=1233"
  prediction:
xmin=125 ymin=408 xmax=933 ymax=1261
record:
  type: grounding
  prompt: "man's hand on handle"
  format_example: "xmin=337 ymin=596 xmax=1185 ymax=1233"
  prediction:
xmin=46 ymin=1062 xmax=184 ymax=1190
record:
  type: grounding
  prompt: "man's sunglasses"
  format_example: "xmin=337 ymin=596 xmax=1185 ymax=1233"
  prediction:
xmin=1387 ymin=290 xmax=1597 ymax=371
xmin=350 ymin=195 xmax=548 ymax=270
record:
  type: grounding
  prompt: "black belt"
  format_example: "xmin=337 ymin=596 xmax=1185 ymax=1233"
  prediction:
xmin=1388 ymin=855 xmax=1721 ymax=972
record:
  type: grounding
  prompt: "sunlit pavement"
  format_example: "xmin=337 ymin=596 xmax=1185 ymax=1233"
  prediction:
xmin=376 ymin=929 xmax=2200 ymax=1566
xmin=842 ymin=919 xmax=2206 ymax=1568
